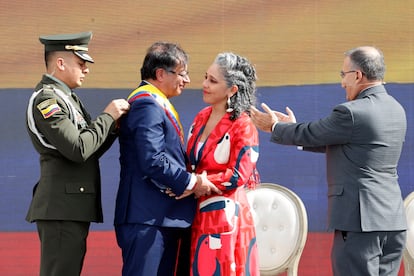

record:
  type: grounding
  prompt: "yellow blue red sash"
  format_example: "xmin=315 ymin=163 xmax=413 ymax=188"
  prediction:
xmin=127 ymin=82 xmax=184 ymax=143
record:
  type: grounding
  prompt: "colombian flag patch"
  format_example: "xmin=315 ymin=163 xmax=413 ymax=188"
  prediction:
xmin=37 ymin=99 xmax=61 ymax=119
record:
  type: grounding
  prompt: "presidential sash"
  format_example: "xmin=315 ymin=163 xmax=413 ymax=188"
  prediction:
xmin=127 ymin=82 xmax=185 ymax=143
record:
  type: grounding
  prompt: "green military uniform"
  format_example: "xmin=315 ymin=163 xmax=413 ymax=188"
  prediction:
xmin=26 ymin=32 xmax=117 ymax=276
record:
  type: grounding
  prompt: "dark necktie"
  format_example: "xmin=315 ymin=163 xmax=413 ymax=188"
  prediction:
xmin=71 ymin=92 xmax=91 ymax=123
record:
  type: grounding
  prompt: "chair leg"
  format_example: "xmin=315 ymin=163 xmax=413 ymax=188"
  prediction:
xmin=286 ymin=258 xmax=300 ymax=276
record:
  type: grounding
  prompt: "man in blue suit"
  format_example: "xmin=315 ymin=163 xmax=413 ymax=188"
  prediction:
xmin=250 ymin=46 xmax=407 ymax=275
xmin=114 ymin=42 xmax=221 ymax=276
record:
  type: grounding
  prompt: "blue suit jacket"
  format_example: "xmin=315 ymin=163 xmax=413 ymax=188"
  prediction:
xmin=271 ymin=85 xmax=407 ymax=232
xmin=114 ymin=88 xmax=196 ymax=228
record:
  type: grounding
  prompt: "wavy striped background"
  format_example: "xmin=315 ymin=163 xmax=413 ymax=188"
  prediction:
xmin=1 ymin=0 xmax=413 ymax=88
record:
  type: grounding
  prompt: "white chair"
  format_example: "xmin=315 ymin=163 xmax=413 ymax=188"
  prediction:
xmin=246 ymin=183 xmax=308 ymax=276
xmin=403 ymin=191 xmax=414 ymax=276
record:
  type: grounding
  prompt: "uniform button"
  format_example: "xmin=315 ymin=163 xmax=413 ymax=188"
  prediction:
xmin=79 ymin=187 xmax=85 ymax=192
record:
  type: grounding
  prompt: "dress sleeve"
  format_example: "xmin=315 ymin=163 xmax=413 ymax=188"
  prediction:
xmin=207 ymin=116 xmax=259 ymax=190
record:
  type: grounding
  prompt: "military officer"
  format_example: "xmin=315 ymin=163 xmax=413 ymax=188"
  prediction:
xmin=26 ymin=31 xmax=129 ymax=276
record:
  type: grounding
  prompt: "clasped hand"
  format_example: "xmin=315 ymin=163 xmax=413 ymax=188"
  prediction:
xmin=165 ymin=171 xmax=222 ymax=200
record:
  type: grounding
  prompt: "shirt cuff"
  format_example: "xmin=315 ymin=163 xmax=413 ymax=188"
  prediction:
xmin=186 ymin=173 xmax=197 ymax=190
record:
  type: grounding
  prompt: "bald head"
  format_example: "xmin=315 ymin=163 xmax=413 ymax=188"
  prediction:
xmin=345 ymin=46 xmax=385 ymax=81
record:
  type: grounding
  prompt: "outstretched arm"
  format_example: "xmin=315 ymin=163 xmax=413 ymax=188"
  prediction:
xmin=250 ymin=103 xmax=296 ymax=132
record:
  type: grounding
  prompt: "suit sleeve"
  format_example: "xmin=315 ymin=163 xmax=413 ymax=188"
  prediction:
xmin=271 ymin=104 xmax=354 ymax=147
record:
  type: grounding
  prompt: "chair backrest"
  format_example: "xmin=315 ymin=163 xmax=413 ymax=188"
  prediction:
xmin=246 ymin=183 xmax=308 ymax=276
xmin=403 ymin=191 xmax=414 ymax=276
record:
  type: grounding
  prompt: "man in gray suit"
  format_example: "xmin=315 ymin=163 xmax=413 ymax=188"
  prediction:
xmin=250 ymin=46 xmax=407 ymax=276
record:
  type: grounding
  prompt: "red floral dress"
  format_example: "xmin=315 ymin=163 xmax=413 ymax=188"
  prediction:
xmin=186 ymin=106 xmax=260 ymax=276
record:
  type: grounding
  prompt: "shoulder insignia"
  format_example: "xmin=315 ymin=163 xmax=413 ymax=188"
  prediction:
xmin=41 ymin=85 xmax=54 ymax=94
xmin=37 ymin=98 xmax=61 ymax=119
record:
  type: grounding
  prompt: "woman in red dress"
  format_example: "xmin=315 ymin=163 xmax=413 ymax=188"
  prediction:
xmin=187 ymin=52 xmax=260 ymax=276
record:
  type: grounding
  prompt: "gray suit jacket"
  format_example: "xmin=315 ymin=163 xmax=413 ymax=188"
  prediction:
xmin=271 ymin=85 xmax=407 ymax=232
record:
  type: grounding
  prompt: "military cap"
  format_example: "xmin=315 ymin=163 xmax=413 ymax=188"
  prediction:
xmin=39 ymin=31 xmax=94 ymax=63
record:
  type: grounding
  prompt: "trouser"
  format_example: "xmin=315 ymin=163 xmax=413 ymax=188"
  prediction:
xmin=115 ymin=223 xmax=191 ymax=276
xmin=332 ymin=230 xmax=406 ymax=276
xmin=36 ymin=220 xmax=90 ymax=276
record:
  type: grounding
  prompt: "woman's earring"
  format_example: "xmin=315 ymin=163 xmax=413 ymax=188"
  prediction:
xmin=226 ymin=96 xmax=233 ymax=113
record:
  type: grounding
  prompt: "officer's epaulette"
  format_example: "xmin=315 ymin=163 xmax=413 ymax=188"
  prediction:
xmin=41 ymin=84 xmax=55 ymax=95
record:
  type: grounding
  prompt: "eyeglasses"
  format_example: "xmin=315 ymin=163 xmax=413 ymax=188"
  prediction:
xmin=168 ymin=70 xmax=189 ymax=79
xmin=340 ymin=70 xmax=357 ymax=78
